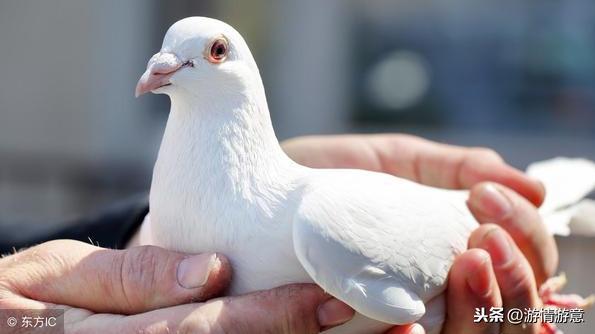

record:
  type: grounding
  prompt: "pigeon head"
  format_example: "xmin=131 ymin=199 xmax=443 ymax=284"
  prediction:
xmin=135 ymin=17 xmax=260 ymax=99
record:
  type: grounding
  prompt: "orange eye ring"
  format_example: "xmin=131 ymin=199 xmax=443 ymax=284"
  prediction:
xmin=206 ymin=37 xmax=229 ymax=64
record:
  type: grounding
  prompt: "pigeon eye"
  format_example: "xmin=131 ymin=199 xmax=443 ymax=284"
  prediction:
xmin=207 ymin=38 xmax=229 ymax=64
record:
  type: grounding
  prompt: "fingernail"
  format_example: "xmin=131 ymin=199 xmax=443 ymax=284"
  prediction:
xmin=467 ymin=252 xmax=493 ymax=297
xmin=177 ymin=253 xmax=218 ymax=289
xmin=483 ymin=228 xmax=513 ymax=267
xmin=409 ymin=323 xmax=425 ymax=334
xmin=317 ymin=298 xmax=355 ymax=327
xmin=473 ymin=184 xmax=512 ymax=220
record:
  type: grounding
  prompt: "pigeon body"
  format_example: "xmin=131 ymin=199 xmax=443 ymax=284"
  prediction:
xmin=136 ymin=17 xmax=595 ymax=334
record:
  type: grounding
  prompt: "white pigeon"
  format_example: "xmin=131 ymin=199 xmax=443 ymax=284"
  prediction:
xmin=135 ymin=17 xmax=595 ymax=334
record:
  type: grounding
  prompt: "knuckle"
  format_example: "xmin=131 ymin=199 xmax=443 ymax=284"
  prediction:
xmin=503 ymin=264 xmax=536 ymax=307
xmin=127 ymin=246 xmax=162 ymax=294
xmin=113 ymin=246 xmax=163 ymax=311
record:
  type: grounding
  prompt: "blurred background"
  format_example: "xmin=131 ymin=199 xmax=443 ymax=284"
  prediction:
xmin=0 ymin=1 xmax=593 ymax=331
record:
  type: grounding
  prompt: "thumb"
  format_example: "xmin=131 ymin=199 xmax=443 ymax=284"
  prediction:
xmin=202 ymin=284 xmax=355 ymax=334
xmin=3 ymin=239 xmax=231 ymax=314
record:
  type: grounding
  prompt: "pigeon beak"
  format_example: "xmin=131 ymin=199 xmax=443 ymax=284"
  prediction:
xmin=135 ymin=52 xmax=183 ymax=97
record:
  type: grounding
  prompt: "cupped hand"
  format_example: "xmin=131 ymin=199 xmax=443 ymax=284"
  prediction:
xmin=442 ymin=182 xmax=550 ymax=334
xmin=283 ymin=134 xmax=557 ymax=334
xmin=0 ymin=240 xmax=354 ymax=333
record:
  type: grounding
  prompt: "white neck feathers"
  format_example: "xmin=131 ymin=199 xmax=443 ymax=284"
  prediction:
xmin=154 ymin=84 xmax=299 ymax=202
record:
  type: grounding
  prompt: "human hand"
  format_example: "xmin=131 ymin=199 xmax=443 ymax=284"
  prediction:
xmin=441 ymin=182 xmax=554 ymax=334
xmin=282 ymin=134 xmax=545 ymax=207
xmin=0 ymin=240 xmax=354 ymax=333
xmin=283 ymin=134 xmax=557 ymax=333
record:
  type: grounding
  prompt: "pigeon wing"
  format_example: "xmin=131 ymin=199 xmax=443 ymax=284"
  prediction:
xmin=292 ymin=169 xmax=475 ymax=324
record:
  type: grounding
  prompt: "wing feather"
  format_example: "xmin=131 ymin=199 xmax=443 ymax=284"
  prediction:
xmin=292 ymin=169 xmax=475 ymax=324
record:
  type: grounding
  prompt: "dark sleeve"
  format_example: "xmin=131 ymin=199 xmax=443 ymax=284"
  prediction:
xmin=0 ymin=194 xmax=149 ymax=254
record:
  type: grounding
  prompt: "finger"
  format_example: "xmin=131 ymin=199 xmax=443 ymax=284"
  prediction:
xmin=90 ymin=284 xmax=355 ymax=334
xmin=467 ymin=182 xmax=558 ymax=284
xmin=2 ymin=240 xmax=231 ymax=314
xmin=442 ymin=249 xmax=501 ymax=334
xmin=210 ymin=284 xmax=354 ymax=333
xmin=282 ymin=135 xmax=383 ymax=171
xmin=469 ymin=225 xmax=541 ymax=334
xmin=368 ymin=135 xmax=545 ymax=206
xmin=282 ymin=135 xmax=544 ymax=206
xmin=385 ymin=323 xmax=426 ymax=334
